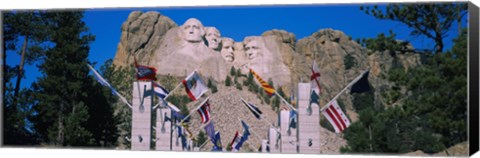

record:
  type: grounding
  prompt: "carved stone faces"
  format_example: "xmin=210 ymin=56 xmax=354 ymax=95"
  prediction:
xmin=244 ymin=37 xmax=263 ymax=60
xmin=181 ymin=18 xmax=205 ymax=42
xmin=205 ymin=27 xmax=221 ymax=50
xmin=220 ymin=38 xmax=234 ymax=62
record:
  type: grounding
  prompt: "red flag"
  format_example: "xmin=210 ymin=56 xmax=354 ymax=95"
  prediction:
xmin=134 ymin=56 xmax=157 ymax=81
xmin=310 ymin=60 xmax=321 ymax=95
xmin=321 ymin=100 xmax=351 ymax=133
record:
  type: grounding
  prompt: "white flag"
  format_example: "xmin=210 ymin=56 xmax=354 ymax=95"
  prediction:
xmin=182 ymin=71 xmax=208 ymax=101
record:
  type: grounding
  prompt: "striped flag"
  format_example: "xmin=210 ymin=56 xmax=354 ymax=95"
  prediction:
xmin=182 ymin=71 xmax=208 ymax=101
xmin=321 ymin=100 xmax=351 ymax=133
xmin=249 ymin=68 xmax=275 ymax=96
xmin=197 ymin=99 xmax=211 ymax=124
xmin=240 ymin=98 xmax=263 ymax=119
xmin=153 ymin=82 xmax=169 ymax=99
xmin=310 ymin=60 xmax=321 ymax=95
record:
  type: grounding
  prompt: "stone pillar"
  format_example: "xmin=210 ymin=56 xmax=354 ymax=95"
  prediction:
xmin=297 ymin=83 xmax=321 ymax=154
xmin=155 ymin=107 xmax=172 ymax=151
xmin=280 ymin=109 xmax=298 ymax=153
xmin=261 ymin=139 xmax=268 ymax=153
xmin=268 ymin=128 xmax=280 ymax=153
xmin=131 ymin=81 xmax=153 ymax=150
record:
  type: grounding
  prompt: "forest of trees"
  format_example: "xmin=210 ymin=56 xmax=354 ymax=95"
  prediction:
xmin=3 ymin=11 xmax=119 ymax=147
xmin=341 ymin=3 xmax=468 ymax=154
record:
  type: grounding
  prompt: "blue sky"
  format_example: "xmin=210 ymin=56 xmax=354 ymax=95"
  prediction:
xmin=6 ymin=4 xmax=467 ymax=89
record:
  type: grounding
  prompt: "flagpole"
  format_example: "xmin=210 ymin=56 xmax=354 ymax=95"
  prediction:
xmin=274 ymin=91 xmax=297 ymax=112
xmin=87 ymin=64 xmax=133 ymax=109
xmin=319 ymin=68 xmax=370 ymax=112
xmin=240 ymin=98 xmax=281 ymax=134
xmin=312 ymin=50 xmax=322 ymax=95
xmin=198 ymin=136 xmax=212 ymax=149
xmin=171 ymin=96 xmax=210 ymax=134
xmin=152 ymin=81 xmax=183 ymax=109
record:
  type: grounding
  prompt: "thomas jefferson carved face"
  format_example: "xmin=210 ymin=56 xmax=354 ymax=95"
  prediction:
xmin=181 ymin=18 xmax=205 ymax=42
xmin=220 ymin=38 xmax=234 ymax=62
xmin=205 ymin=27 xmax=221 ymax=50
xmin=244 ymin=38 xmax=262 ymax=60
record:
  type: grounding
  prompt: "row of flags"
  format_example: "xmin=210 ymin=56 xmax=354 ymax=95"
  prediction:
xmin=88 ymin=54 xmax=371 ymax=151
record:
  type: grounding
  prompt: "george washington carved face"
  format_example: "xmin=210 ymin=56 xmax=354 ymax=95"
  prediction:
xmin=181 ymin=18 xmax=205 ymax=42
xmin=220 ymin=38 xmax=234 ymax=62
xmin=205 ymin=27 xmax=221 ymax=50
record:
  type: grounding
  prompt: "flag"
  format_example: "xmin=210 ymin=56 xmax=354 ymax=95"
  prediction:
xmin=288 ymin=110 xmax=297 ymax=129
xmin=164 ymin=115 xmax=171 ymax=122
xmin=165 ymin=102 xmax=181 ymax=113
xmin=307 ymin=90 xmax=320 ymax=115
xmin=182 ymin=71 xmax=208 ymax=101
xmin=229 ymin=131 xmax=239 ymax=151
xmin=310 ymin=60 xmax=321 ymax=95
xmin=134 ymin=56 xmax=157 ymax=81
xmin=321 ymin=100 xmax=351 ymax=133
xmin=87 ymin=64 xmax=131 ymax=107
xmin=240 ymin=98 xmax=263 ymax=119
xmin=249 ymin=68 xmax=275 ymax=96
xmin=350 ymin=70 xmax=371 ymax=94
xmin=177 ymin=125 xmax=188 ymax=150
xmin=212 ymin=131 xmax=223 ymax=151
xmin=204 ymin=121 xmax=216 ymax=145
xmin=197 ymin=99 xmax=211 ymax=124
xmin=172 ymin=110 xmax=189 ymax=122
xmin=153 ymin=82 xmax=169 ymax=99
xmin=233 ymin=120 xmax=251 ymax=151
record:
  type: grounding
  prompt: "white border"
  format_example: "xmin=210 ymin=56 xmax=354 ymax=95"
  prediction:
xmin=1 ymin=0 xmax=477 ymax=158
xmin=0 ymin=0 xmax=467 ymax=10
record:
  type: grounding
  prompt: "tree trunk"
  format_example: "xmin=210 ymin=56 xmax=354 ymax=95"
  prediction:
xmin=12 ymin=34 xmax=28 ymax=106
xmin=369 ymin=125 xmax=373 ymax=152
xmin=57 ymin=103 xmax=65 ymax=146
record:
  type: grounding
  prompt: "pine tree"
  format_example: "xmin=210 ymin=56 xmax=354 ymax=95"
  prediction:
xmin=225 ymin=75 xmax=232 ymax=87
xmin=230 ymin=66 xmax=236 ymax=76
xmin=361 ymin=3 xmax=467 ymax=53
xmin=31 ymin=11 xmax=102 ymax=146
xmin=3 ymin=11 xmax=50 ymax=106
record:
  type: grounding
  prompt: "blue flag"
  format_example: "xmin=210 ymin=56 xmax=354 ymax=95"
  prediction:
xmin=204 ymin=121 xmax=216 ymax=145
xmin=288 ymin=110 xmax=297 ymax=129
xmin=233 ymin=120 xmax=251 ymax=151
xmin=212 ymin=131 xmax=223 ymax=151
xmin=308 ymin=90 xmax=320 ymax=115
xmin=177 ymin=125 xmax=187 ymax=150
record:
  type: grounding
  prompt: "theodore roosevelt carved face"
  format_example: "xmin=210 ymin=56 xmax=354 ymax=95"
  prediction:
xmin=181 ymin=18 xmax=205 ymax=42
xmin=220 ymin=38 xmax=234 ymax=62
